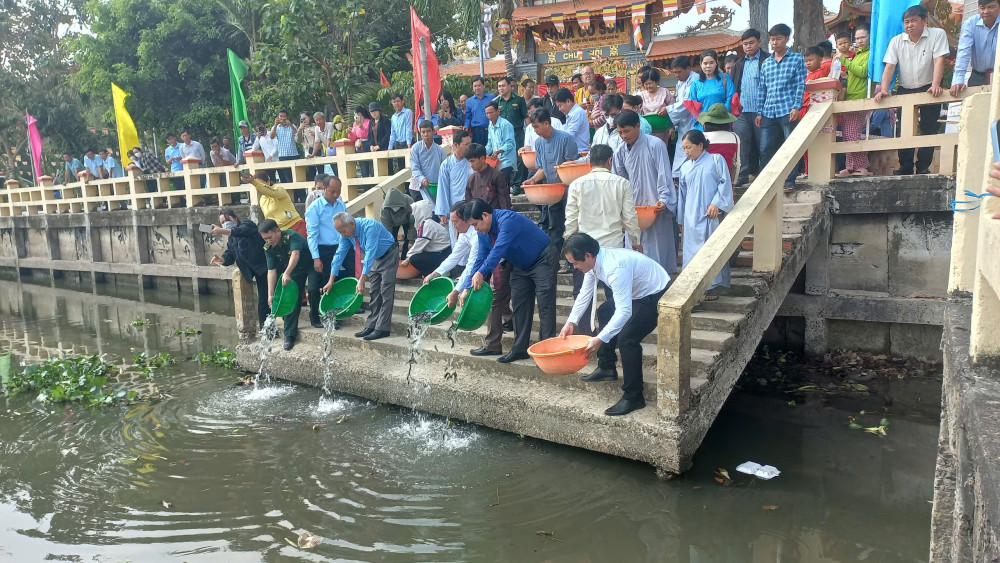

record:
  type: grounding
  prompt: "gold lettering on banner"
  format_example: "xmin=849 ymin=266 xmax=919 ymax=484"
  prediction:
xmin=534 ymin=20 xmax=629 ymax=53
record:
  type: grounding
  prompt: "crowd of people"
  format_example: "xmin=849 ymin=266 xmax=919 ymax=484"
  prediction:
xmin=100 ymin=4 xmax=1000 ymax=417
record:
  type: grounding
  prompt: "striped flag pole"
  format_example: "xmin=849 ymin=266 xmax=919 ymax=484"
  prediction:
xmin=633 ymin=18 xmax=644 ymax=49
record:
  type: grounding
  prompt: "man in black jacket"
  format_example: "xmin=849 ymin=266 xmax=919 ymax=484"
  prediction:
xmin=730 ymin=28 xmax=768 ymax=187
xmin=540 ymin=75 xmax=566 ymax=125
xmin=211 ymin=209 xmax=269 ymax=328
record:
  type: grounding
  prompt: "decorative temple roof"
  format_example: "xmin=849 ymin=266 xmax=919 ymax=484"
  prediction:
xmin=441 ymin=58 xmax=509 ymax=78
xmin=645 ymin=30 xmax=743 ymax=62
xmin=513 ymin=0 xmax=682 ymax=26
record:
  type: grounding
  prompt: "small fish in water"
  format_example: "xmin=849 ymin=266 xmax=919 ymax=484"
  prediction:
xmin=446 ymin=322 xmax=458 ymax=349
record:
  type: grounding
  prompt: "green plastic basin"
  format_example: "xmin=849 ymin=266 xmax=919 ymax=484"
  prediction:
xmin=319 ymin=277 xmax=363 ymax=319
xmin=455 ymin=284 xmax=493 ymax=331
xmin=271 ymin=278 xmax=300 ymax=317
xmin=408 ymin=277 xmax=456 ymax=325
xmin=643 ymin=113 xmax=673 ymax=132
xmin=427 ymin=182 xmax=438 ymax=198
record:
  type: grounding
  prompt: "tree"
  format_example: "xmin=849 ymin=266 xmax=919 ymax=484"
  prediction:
xmin=793 ymin=0 xmax=827 ymax=51
xmin=748 ymin=0 xmax=768 ymax=35
xmin=253 ymin=0 xmax=401 ymax=118
xmin=73 ymin=0 xmax=240 ymax=143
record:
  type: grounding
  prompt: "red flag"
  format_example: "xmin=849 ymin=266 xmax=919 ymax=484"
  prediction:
xmin=380 ymin=69 xmax=391 ymax=89
xmin=25 ymin=110 xmax=43 ymax=180
xmin=410 ymin=7 xmax=441 ymax=122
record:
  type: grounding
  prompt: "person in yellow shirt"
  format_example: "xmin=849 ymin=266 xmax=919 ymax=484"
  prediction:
xmin=240 ymin=171 xmax=308 ymax=238
xmin=574 ymin=65 xmax=595 ymax=117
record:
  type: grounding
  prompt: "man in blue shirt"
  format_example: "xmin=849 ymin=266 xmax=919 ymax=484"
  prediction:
xmin=164 ymin=132 xmax=185 ymax=190
xmin=553 ymin=87 xmax=590 ymax=154
xmin=270 ymin=109 xmax=299 ymax=183
xmin=951 ymin=0 xmax=999 ymax=94
xmin=730 ymin=29 xmax=768 ymax=186
xmin=409 ymin=120 xmax=446 ymax=202
xmin=464 ymin=76 xmax=495 ymax=147
xmin=323 ymin=213 xmax=399 ymax=340
xmin=62 ymin=153 xmax=84 ymax=182
xmin=305 ymin=176 xmax=354 ymax=328
xmin=436 ymin=130 xmax=473 ymax=245
xmin=99 ymin=149 xmax=123 ymax=178
xmin=484 ymin=101 xmax=516 ymax=186
xmin=523 ymin=108 xmax=579 ymax=253
xmin=388 ymin=93 xmax=414 ymax=149
xmin=82 ymin=149 xmax=105 ymax=180
xmin=457 ymin=199 xmax=558 ymax=363
xmin=755 ymin=23 xmax=807 ymax=190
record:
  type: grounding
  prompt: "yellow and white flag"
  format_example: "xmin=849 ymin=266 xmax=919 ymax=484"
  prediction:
xmin=111 ymin=82 xmax=140 ymax=167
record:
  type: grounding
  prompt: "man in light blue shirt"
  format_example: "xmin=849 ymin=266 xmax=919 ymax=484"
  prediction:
xmin=99 ymin=149 xmax=123 ymax=178
xmin=464 ymin=76 xmax=495 ymax=146
xmin=951 ymin=0 xmax=999 ymax=94
xmin=553 ymin=87 xmax=590 ymax=154
xmin=83 ymin=149 xmax=105 ymax=180
xmin=164 ymin=132 xmax=183 ymax=172
xmin=436 ymin=130 xmax=473 ymax=245
xmin=305 ymin=176 xmax=353 ymax=328
xmin=324 ymin=213 xmax=399 ymax=340
xmin=409 ymin=120 xmax=446 ymax=202
xmin=63 ymin=153 xmax=84 ymax=182
xmin=270 ymin=109 xmax=299 ymax=183
xmin=388 ymin=93 xmax=414 ymax=149
xmin=484 ymin=101 xmax=516 ymax=185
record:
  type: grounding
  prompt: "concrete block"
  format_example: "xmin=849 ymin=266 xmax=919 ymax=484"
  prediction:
xmin=783 ymin=217 xmax=811 ymax=235
xmin=887 ymin=212 xmax=952 ymax=298
xmin=795 ymin=190 xmax=824 ymax=204
xmin=826 ymin=319 xmax=890 ymax=353
xmin=829 ymin=214 xmax=889 ymax=292
xmin=783 ymin=202 xmax=818 ymax=218
xmin=890 ymin=322 xmax=943 ymax=360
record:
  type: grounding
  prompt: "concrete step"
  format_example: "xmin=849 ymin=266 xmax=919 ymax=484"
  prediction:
xmin=689 ymin=310 xmax=744 ymax=332
xmin=740 ymin=234 xmax=800 ymax=252
xmin=782 ymin=217 xmax=812 ymax=236
xmin=783 ymin=202 xmax=821 ymax=218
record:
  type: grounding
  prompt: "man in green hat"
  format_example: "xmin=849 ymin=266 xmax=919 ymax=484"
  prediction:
xmin=259 ymin=219 xmax=314 ymax=350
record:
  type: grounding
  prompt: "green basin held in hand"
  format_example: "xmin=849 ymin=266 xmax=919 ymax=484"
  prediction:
xmin=319 ymin=277 xmax=363 ymax=319
xmin=408 ymin=277 xmax=456 ymax=325
xmin=427 ymin=182 xmax=438 ymax=198
xmin=271 ymin=278 xmax=300 ymax=318
xmin=455 ymin=284 xmax=493 ymax=331
xmin=643 ymin=113 xmax=673 ymax=132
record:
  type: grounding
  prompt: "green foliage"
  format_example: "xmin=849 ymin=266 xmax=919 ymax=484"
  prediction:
xmin=174 ymin=328 xmax=202 ymax=337
xmin=131 ymin=317 xmax=151 ymax=329
xmin=1 ymin=355 xmax=140 ymax=407
xmin=132 ymin=352 xmax=175 ymax=377
xmin=194 ymin=349 xmax=237 ymax=370
xmin=72 ymin=0 xmax=241 ymax=141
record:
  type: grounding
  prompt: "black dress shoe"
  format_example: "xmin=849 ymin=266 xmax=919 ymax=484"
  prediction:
xmin=363 ymin=330 xmax=390 ymax=341
xmin=581 ymin=367 xmax=618 ymax=382
xmin=892 ymin=167 xmax=913 ymax=176
xmin=497 ymin=350 xmax=530 ymax=363
xmin=470 ymin=346 xmax=502 ymax=356
xmin=283 ymin=336 xmax=295 ymax=351
xmin=355 ymin=327 xmax=374 ymax=338
xmin=502 ymin=320 xmax=513 ymax=332
xmin=311 ymin=320 xmax=324 ymax=329
xmin=604 ymin=396 xmax=646 ymax=416
xmin=915 ymin=167 xmax=931 ymax=175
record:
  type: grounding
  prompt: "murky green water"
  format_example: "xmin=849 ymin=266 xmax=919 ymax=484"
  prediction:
xmin=0 ymin=280 xmax=938 ymax=562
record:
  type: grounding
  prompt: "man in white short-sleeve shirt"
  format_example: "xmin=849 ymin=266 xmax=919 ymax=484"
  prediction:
xmin=874 ymin=4 xmax=949 ymax=175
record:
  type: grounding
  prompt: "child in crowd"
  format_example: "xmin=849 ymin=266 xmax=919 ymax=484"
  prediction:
xmin=801 ymin=45 xmax=829 ymax=118
xmin=724 ymin=54 xmax=737 ymax=77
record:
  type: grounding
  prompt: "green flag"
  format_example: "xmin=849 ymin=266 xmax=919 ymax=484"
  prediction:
xmin=227 ymin=49 xmax=249 ymax=143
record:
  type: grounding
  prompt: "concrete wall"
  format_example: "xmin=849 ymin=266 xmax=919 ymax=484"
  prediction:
xmin=764 ymin=176 xmax=953 ymax=360
xmin=0 ymin=206 xmax=254 ymax=298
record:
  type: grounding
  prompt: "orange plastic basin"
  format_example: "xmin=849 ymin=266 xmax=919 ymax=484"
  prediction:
xmin=555 ymin=161 xmax=591 ymax=184
xmin=397 ymin=262 xmax=420 ymax=279
xmin=519 ymin=149 xmax=536 ymax=169
xmin=528 ymin=335 xmax=592 ymax=375
xmin=523 ymin=183 xmax=566 ymax=205
xmin=485 ymin=156 xmax=499 ymax=168
xmin=635 ymin=205 xmax=657 ymax=230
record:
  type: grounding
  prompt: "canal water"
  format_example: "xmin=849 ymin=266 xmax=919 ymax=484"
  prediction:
xmin=0 ymin=280 xmax=938 ymax=562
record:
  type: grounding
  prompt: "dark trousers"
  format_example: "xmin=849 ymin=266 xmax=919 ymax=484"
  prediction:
xmin=387 ymin=224 xmax=411 ymax=258
xmin=500 ymin=166 xmax=513 ymax=189
xmin=895 ymin=85 xmax=941 ymax=173
xmin=409 ymin=248 xmax=451 ymax=277
xmin=308 ymin=244 xmax=338 ymax=324
xmin=596 ymin=286 xmax=666 ymax=401
xmin=484 ymin=261 xmax=513 ymax=352
xmin=733 ymin=111 xmax=762 ymax=183
xmin=282 ymin=271 xmax=310 ymax=340
xmin=277 ymin=155 xmax=299 ymax=184
xmin=513 ymin=128 xmax=526 ymax=185
xmin=760 ymin=114 xmax=801 ymax=187
xmin=471 ymin=126 xmax=488 ymax=146
xmin=509 ymin=244 xmax=558 ymax=354
xmin=546 ymin=199 xmax=567 ymax=255
xmin=571 ymin=270 xmax=614 ymax=335
xmin=253 ymin=273 xmax=269 ymax=328
xmin=968 ymin=71 xmax=989 ymax=88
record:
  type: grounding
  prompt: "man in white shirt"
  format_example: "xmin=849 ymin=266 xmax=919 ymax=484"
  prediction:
xmin=553 ymin=87 xmax=591 ymax=154
xmin=590 ymin=95 xmax=624 ymax=153
xmin=875 ymin=4 xmax=949 ymax=175
xmin=178 ymin=130 xmax=206 ymax=167
xmin=426 ymin=201 xmax=480 ymax=295
xmin=560 ymin=233 xmax=669 ymax=416
xmin=564 ymin=144 xmax=641 ymax=335
xmin=209 ymin=138 xmax=237 ymax=167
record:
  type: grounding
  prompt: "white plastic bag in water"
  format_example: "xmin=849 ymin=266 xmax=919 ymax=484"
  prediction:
xmin=735 ymin=461 xmax=780 ymax=480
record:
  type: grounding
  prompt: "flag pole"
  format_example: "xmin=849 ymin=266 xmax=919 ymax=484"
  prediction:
xmin=478 ymin=20 xmax=486 ymax=78
xmin=418 ymin=37 xmax=434 ymax=120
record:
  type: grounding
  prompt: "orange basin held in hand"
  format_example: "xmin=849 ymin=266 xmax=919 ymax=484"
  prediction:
xmin=519 ymin=148 xmax=537 ymax=169
xmin=635 ymin=205 xmax=657 ymax=230
xmin=485 ymin=156 xmax=499 ymax=168
xmin=528 ymin=335 xmax=593 ymax=375
xmin=522 ymin=183 xmax=566 ymax=205
xmin=555 ymin=161 xmax=591 ymax=184
xmin=397 ymin=261 xmax=420 ymax=280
